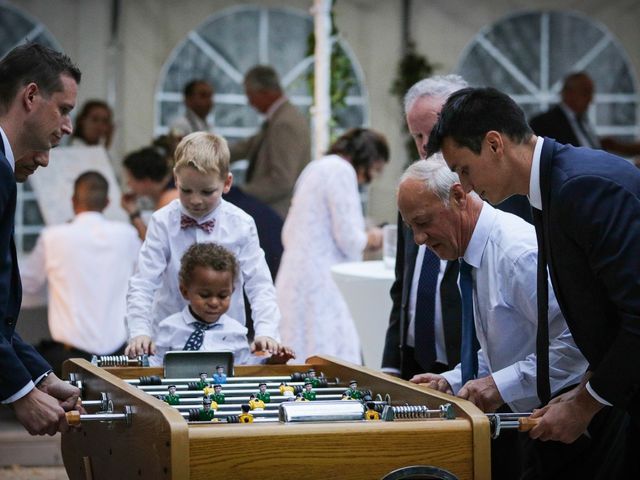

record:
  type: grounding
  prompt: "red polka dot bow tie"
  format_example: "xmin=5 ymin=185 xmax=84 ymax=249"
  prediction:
xmin=180 ymin=214 xmax=215 ymax=233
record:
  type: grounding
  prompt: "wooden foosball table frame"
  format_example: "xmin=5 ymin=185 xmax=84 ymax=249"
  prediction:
xmin=61 ymin=356 xmax=491 ymax=480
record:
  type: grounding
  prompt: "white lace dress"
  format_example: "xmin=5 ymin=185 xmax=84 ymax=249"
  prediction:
xmin=276 ymin=155 xmax=367 ymax=364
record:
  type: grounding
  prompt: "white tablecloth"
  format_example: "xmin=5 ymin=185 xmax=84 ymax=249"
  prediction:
xmin=330 ymin=260 xmax=394 ymax=369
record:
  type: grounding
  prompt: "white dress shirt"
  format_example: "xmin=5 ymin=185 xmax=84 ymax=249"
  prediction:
xmin=21 ymin=212 xmax=141 ymax=354
xmin=0 ymin=126 xmax=15 ymax=170
xmin=126 ymin=198 xmax=280 ymax=341
xmin=528 ymin=135 xmax=611 ymax=407
xmin=169 ymin=108 xmax=211 ymax=136
xmin=441 ymin=203 xmax=587 ymax=412
xmin=406 ymin=246 xmax=449 ymax=365
xmin=149 ymin=307 xmax=261 ymax=366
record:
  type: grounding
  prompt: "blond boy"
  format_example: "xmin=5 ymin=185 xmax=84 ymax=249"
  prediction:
xmin=126 ymin=132 xmax=282 ymax=357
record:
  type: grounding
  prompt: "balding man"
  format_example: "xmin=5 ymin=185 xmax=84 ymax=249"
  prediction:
xmin=22 ymin=171 xmax=141 ymax=375
xmin=230 ymin=65 xmax=311 ymax=218
xmin=530 ymin=72 xmax=600 ymax=148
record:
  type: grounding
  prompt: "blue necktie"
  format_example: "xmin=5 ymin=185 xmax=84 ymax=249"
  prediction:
xmin=460 ymin=260 xmax=478 ymax=384
xmin=414 ymin=247 xmax=440 ymax=370
xmin=183 ymin=321 xmax=214 ymax=351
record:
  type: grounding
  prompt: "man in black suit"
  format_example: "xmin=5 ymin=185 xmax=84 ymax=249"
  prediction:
xmin=382 ymin=75 xmax=468 ymax=379
xmin=427 ymin=86 xmax=638 ymax=476
xmin=529 ymin=72 xmax=600 ymax=148
xmin=0 ymin=43 xmax=82 ymax=436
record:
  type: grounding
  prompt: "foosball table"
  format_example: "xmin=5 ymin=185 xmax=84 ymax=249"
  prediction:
xmin=61 ymin=355 xmax=495 ymax=480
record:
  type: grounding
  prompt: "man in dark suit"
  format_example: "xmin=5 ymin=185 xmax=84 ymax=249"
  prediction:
xmin=0 ymin=43 xmax=82 ymax=436
xmin=427 ymin=86 xmax=638 ymax=476
xmin=382 ymin=75 xmax=468 ymax=379
xmin=529 ymin=72 xmax=600 ymax=148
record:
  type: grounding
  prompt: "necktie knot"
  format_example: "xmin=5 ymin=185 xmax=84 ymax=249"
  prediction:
xmin=180 ymin=214 xmax=215 ymax=233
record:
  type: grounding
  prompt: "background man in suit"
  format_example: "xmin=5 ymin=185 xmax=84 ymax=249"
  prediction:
xmin=427 ymin=86 xmax=639 ymax=476
xmin=529 ymin=72 xmax=600 ymax=148
xmin=381 ymin=75 xmax=467 ymax=380
xmin=0 ymin=43 xmax=82 ymax=436
xmin=170 ymin=79 xmax=214 ymax=136
xmin=230 ymin=65 xmax=311 ymax=219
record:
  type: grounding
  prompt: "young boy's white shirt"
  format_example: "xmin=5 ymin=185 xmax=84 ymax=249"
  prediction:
xmin=149 ymin=307 xmax=259 ymax=366
xmin=126 ymin=198 xmax=280 ymax=341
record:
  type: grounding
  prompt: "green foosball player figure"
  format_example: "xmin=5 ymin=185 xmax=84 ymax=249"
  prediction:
xmin=344 ymin=380 xmax=363 ymax=400
xmin=164 ymin=385 xmax=181 ymax=405
xmin=209 ymin=384 xmax=225 ymax=404
xmin=306 ymin=368 xmax=322 ymax=388
xmin=256 ymin=382 xmax=271 ymax=403
xmin=197 ymin=396 xmax=216 ymax=421
xmin=302 ymin=379 xmax=316 ymax=401
xmin=195 ymin=372 xmax=209 ymax=390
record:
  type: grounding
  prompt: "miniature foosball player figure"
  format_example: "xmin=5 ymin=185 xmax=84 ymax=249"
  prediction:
xmin=344 ymin=380 xmax=363 ymax=400
xmin=248 ymin=394 xmax=266 ymax=410
xmin=256 ymin=382 xmax=271 ymax=403
xmin=195 ymin=372 xmax=209 ymax=390
xmin=302 ymin=379 xmax=316 ymax=401
xmin=340 ymin=393 xmax=351 ymax=401
xmin=279 ymin=382 xmax=294 ymax=397
xmin=306 ymin=368 xmax=322 ymax=388
xmin=365 ymin=402 xmax=380 ymax=420
xmin=164 ymin=385 xmax=181 ymax=405
xmin=213 ymin=365 xmax=227 ymax=384
xmin=197 ymin=396 xmax=217 ymax=421
xmin=239 ymin=404 xmax=254 ymax=423
xmin=294 ymin=393 xmax=306 ymax=402
xmin=209 ymin=384 xmax=225 ymax=404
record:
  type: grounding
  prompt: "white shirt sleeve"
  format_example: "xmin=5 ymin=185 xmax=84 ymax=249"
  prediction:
xmin=237 ymin=218 xmax=281 ymax=340
xmin=126 ymin=215 xmax=171 ymax=338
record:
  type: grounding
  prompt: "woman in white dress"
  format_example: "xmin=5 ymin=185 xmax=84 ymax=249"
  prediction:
xmin=276 ymin=128 xmax=389 ymax=364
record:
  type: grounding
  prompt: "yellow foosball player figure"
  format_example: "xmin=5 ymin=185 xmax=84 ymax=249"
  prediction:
xmin=239 ymin=404 xmax=254 ymax=423
xmin=294 ymin=393 xmax=307 ymax=402
xmin=279 ymin=382 xmax=294 ymax=397
xmin=248 ymin=394 xmax=266 ymax=411
xmin=302 ymin=379 xmax=316 ymax=401
xmin=365 ymin=403 xmax=380 ymax=420
xmin=163 ymin=385 xmax=181 ymax=405
xmin=256 ymin=382 xmax=271 ymax=403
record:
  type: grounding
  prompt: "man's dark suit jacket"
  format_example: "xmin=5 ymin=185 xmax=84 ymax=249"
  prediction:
xmin=381 ymin=214 xmax=461 ymax=378
xmin=530 ymin=105 xmax=581 ymax=147
xmin=537 ymin=138 xmax=640 ymax=417
xmin=0 ymin=142 xmax=50 ymax=401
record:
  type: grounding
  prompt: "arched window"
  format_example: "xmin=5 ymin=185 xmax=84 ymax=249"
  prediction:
xmin=154 ymin=5 xmax=368 ymax=146
xmin=457 ymin=10 xmax=639 ymax=142
xmin=0 ymin=1 xmax=61 ymax=254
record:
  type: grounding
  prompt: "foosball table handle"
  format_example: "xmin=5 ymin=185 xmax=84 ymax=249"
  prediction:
xmin=518 ymin=417 xmax=541 ymax=431
xmin=65 ymin=406 xmax=133 ymax=426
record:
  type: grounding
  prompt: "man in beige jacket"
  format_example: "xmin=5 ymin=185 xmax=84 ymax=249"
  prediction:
xmin=231 ymin=65 xmax=311 ymax=218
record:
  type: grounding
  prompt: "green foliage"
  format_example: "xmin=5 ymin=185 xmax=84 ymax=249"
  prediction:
xmin=390 ymin=41 xmax=437 ymax=163
xmin=306 ymin=2 xmax=356 ymax=141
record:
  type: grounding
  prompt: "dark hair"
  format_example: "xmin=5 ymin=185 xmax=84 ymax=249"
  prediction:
xmin=73 ymin=170 xmax=109 ymax=211
xmin=122 ymin=146 xmax=170 ymax=182
xmin=179 ymin=243 xmax=238 ymax=287
xmin=72 ymin=100 xmax=112 ymax=142
xmin=184 ymin=79 xmax=211 ymax=97
xmin=0 ymin=43 xmax=81 ymax=111
xmin=426 ymin=87 xmax=533 ymax=157
xmin=328 ymin=128 xmax=389 ymax=176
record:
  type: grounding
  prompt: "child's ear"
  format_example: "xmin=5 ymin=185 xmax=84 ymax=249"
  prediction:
xmin=223 ymin=173 xmax=233 ymax=193
xmin=179 ymin=283 xmax=189 ymax=300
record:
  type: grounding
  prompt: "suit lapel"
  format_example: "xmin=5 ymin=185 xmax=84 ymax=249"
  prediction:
xmin=539 ymin=138 xmax=562 ymax=293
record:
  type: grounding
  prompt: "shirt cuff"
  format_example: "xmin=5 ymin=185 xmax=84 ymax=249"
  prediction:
xmin=491 ymin=365 xmax=528 ymax=406
xmin=441 ymin=367 xmax=462 ymax=395
xmin=585 ymin=381 xmax=612 ymax=406
xmin=1 ymin=381 xmax=35 ymax=404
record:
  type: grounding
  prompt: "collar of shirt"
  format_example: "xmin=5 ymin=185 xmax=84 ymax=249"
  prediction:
xmin=181 ymin=305 xmax=224 ymax=329
xmin=265 ymin=96 xmax=287 ymax=120
xmin=186 ymin=108 xmax=210 ymax=130
xmin=463 ymin=202 xmax=495 ymax=269
xmin=528 ymin=135 xmax=545 ymax=210
xmin=0 ymin=125 xmax=15 ymax=171
xmin=179 ymin=197 xmax=223 ymax=223
xmin=73 ymin=211 xmax=105 ymax=223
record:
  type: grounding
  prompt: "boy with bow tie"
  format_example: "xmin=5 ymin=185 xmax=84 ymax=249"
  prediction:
xmin=126 ymin=132 xmax=283 ymax=359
